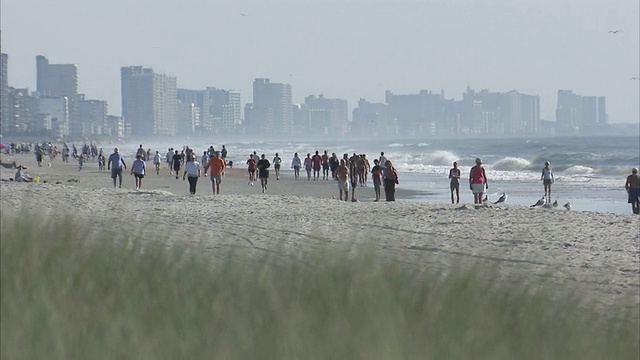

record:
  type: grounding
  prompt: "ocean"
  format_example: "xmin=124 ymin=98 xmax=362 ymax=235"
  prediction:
xmin=118 ymin=135 xmax=640 ymax=215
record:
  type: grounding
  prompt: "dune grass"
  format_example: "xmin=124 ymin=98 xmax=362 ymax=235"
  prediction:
xmin=1 ymin=215 xmax=638 ymax=360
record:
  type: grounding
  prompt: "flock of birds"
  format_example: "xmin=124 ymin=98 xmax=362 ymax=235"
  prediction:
xmin=483 ymin=193 xmax=571 ymax=210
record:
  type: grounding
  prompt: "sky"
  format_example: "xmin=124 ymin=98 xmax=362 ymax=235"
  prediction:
xmin=2 ymin=0 xmax=639 ymax=123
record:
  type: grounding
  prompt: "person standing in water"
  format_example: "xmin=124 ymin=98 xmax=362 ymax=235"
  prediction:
xmin=541 ymin=161 xmax=555 ymax=203
xmin=469 ymin=157 xmax=488 ymax=205
xmin=448 ymin=161 xmax=461 ymax=204
xmin=625 ymin=167 xmax=640 ymax=214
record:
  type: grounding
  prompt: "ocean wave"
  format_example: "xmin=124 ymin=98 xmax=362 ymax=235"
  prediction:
xmin=562 ymin=165 xmax=595 ymax=175
xmin=490 ymin=157 xmax=532 ymax=171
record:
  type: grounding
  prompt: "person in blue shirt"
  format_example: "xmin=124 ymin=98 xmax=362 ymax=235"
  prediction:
xmin=107 ymin=148 xmax=127 ymax=188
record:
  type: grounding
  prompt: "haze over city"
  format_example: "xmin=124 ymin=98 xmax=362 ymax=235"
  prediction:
xmin=2 ymin=0 xmax=639 ymax=125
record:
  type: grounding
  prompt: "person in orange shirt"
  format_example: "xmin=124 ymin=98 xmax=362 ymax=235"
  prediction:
xmin=204 ymin=151 xmax=226 ymax=195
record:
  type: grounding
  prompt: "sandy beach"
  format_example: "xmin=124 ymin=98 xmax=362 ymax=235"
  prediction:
xmin=1 ymin=154 xmax=639 ymax=316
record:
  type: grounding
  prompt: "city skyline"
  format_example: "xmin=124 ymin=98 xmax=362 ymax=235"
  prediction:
xmin=1 ymin=0 xmax=638 ymax=124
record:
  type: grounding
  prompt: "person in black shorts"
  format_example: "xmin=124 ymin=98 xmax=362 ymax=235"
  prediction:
xmin=257 ymin=154 xmax=271 ymax=193
xmin=172 ymin=150 xmax=182 ymax=179
xmin=448 ymin=161 xmax=461 ymax=204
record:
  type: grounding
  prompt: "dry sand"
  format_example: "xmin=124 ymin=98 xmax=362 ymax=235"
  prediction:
xmin=1 ymin=154 xmax=639 ymax=316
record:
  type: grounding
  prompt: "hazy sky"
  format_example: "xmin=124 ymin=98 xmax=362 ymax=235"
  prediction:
xmin=2 ymin=0 xmax=639 ymax=123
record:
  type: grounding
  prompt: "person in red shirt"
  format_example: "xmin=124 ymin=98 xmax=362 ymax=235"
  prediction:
xmin=469 ymin=157 xmax=488 ymax=204
xmin=205 ymin=151 xmax=226 ymax=195
xmin=246 ymin=154 xmax=257 ymax=185
xmin=311 ymin=151 xmax=322 ymax=181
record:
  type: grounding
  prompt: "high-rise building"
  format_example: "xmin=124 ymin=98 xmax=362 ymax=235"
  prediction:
xmin=77 ymin=99 xmax=108 ymax=136
xmin=299 ymin=95 xmax=349 ymax=137
xmin=39 ymin=97 xmax=69 ymax=138
xmin=352 ymin=98 xmax=390 ymax=136
xmin=499 ymin=90 xmax=540 ymax=135
xmin=36 ymin=55 xmax=78 ymax=98
xmin=245 ymin=78 xmax=292 ymax=136
xmin=385 ymin=90 xmax=446 ymax=136
xmin=121 ymin=66 xmax=177 ymax=136
xmin=177 ymin=87 xmax=242 ymax=135
xmin=556 ymin=90 xmax=607 ymax=135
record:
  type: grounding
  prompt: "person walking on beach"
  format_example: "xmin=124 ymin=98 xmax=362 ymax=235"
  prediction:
xmin=107 ymin=147 xmax=127 ymax=188
xmin=336 ymin=159 xmax=350 ymax=201
xmin=349 ymin=154 xmax=360 ymax=201
xmin=469 ymin=157 xmax=488 ymax=204
xmin=541 ymin=161 xmax=555 ymax=202
xmin=201 ymin=151 xmax=208 ymax=170
xmin=382 ymin=160 xmax=399 ymax=201
xmin=131 ymin=154 xmax=146 ymax=190
xmin=273 ymin=153 xmax=282 ymax=180
xmin=625 ymin=168 xmax=640 ymax=214
xmin=153 ymin=151 xmax=161 ymax=175
xmin=172 ymin=150 xmax=182 ymax=179
xmin=166 ymin=148 xmax=173 ymax=173
xmin=449 ymin=161 xmax=461 ymax=204
xmin=183 ymin=155 xmax=202 ymax=195
xmin=136 ymin=144 xmax=146 ymax=161
xmin=304 ymin=153 xmax=313 ymax=180
xmin=321 ymin=150 xmax=330 ymax=180
xmin=291 ymin=153 xmax=302 ymax=180
xmin=329 ymin=153 xmax=339 ymax=180
xmin=379 ymin=152 xmax=387 ymax=170
xmin=257 ymin=154 xmax=271 ymax=193
xmin=371 ymin=159 xmax=382 ymax=202
xmin=247 ymin=154 xmax=257 ymax=185
xmin=312 ymin=151 xmax=322 ymax=181
xmin=205 ymin=151 xmax=225 ymax=195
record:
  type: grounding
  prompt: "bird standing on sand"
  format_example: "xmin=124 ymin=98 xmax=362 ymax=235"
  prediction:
xmin=563 ymin=202 xmax=572 ymax=211
xmin=530 ymin=197 xmax=545 ymax=207
xmin=494 ymin=192 xmax=508 ymax=204
xmin=552 ymin=200 xmax=558 ymax=208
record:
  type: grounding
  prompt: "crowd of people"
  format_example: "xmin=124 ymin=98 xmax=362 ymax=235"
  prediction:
xmin=6 ymin=141 xmax=640 ymax=214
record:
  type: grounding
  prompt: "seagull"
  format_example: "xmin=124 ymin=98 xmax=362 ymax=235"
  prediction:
xmin=240 ymin=13 xmax=247 ymax=16
xmin=563 ymin=202 xmax=572 ymax=211
xmin=552 ymin=200 xmax=558 ymax=207
xmin=608 ymin=29 xmax=621 ymax=34
xmin=530 ymin=197 xmax=545 ymax=207
xmin=494 ymin=192 xmax=508 ymax=204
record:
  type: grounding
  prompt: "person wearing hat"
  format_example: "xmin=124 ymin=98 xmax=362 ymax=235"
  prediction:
xmin=469 ymin=157 xmax=488 ymax=205
xmin=625 ymin=168 xmax=640 ymax=214
xmin=541 ymin=161 xmax=555 ymax=203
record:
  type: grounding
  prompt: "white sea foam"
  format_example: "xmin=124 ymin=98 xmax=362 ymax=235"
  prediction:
xmin=562 ymin=165 xmax=595 ymax=175
xmin=490 ymin=157 xmax=531 ymax=171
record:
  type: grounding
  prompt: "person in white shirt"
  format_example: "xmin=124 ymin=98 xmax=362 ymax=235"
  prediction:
xmin=273 ymin=153 xmax=282 ymax=180
xmin=291 ymin=153 xmax=302 ymax=180
xmin=541 ymin=161 xmax=554 ymax=203
xmin=153 ymin=151 xmax=161 ymax=175
xmin=182 ymin=155 xmax=201 ymax=195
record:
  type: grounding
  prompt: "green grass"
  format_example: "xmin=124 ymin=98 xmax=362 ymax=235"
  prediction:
xmin=1 ymin=215 xmax=638 ymax=359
